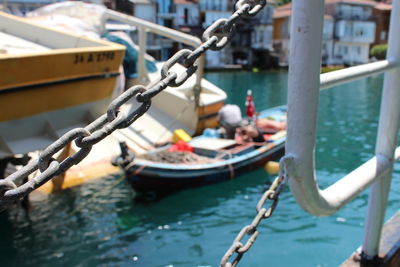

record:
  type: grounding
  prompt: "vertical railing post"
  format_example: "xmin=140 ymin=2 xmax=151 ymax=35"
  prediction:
xmin=138 ymin=26 xmax=149 ymax=84
xmin=195 ymin=55 xmax=204 ymax=89
xmin=286 ymin=0 xmax=325 ymax=213
xmin=362 ymin=0 xmax=400 ymax=259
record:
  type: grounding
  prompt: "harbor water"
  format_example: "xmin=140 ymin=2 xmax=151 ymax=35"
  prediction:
xmin=1 ymin=71 xmax=400 ymax=267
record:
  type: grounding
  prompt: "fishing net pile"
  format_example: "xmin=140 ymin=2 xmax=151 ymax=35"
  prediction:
xmin=140 ymin=150 xmax=218 ymax=164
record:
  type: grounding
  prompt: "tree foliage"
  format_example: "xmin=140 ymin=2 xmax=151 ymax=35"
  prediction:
xmin=275 ymin=0 xmax=291 ymax=6
xmin=370 ymin=44 xmax=388 ymax=60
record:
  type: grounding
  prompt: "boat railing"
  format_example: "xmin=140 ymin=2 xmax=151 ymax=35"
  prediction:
xmin=285 ymin=0 xmax=400 ymax=260
xmin=104 ymin=10 xmax=204 ymax=88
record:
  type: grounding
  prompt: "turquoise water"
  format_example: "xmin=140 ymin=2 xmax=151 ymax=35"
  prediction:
xmin=1 ymin=71 xmax=400 ymax=267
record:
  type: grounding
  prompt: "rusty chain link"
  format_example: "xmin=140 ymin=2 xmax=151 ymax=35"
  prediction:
xmin=220 ymin=156 xmax=291 ymax=267
xmin=0 ymin=0 xmax=267 ymax=214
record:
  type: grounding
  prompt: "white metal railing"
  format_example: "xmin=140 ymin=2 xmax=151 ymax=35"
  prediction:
xmin=320 ymin=60 xmax=400 ymax=90
xmin=285 ymin=0 xmax=400 ymax=260
xmin=104 ymin=10 xmax=204 ymax=87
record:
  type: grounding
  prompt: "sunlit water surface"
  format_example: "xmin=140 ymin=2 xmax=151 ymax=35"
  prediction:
xmin=1 ymin=71 xmax=399 ymax=267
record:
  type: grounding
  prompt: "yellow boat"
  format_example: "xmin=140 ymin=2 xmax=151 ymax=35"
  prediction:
xmin=0 ymin=3 xmax=227 ymax=196
xmin=0 ymin=11 xmax=125 ymax=152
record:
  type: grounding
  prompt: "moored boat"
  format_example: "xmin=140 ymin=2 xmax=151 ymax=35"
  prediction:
xmin=118 ymin=106 xmax=287 ymax=192
xmin=0 ymin=3 xmax=228 ymax=196
xmin=0 ymin=10 xmax=125 ymax=155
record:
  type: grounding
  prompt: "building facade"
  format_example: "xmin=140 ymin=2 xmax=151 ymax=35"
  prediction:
xmin=372 ymin=2 xmax=391 ymax=46
xmin=249 ymin=4 xmax=275 ymax=68
xmin=198 ymin=0 xmax=232 ymax=68
xmin=273 ymin=0 xmax=379 ymax=66
xmin=326 ymin=0 xmax=376 ymax=65
xmin=156 ymin=0 xmax=173 ymax=26
xmin=131 ymin=0 xmax=157 ymax=23
xmin=322 ymin=15 xmax=335 ymax=64
xmin=272 ymin=3 xmax=290 ymax=66
xmin=231 ymin=0 xmax=275 ymax=69
xmin=173 ymin=0 xmax=200 ymax=29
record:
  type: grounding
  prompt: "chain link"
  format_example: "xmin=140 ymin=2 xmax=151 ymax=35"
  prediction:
xmin=220 ymin=156 xmax=291 ymax=267
xmin=236 ymin=0 xmax=266 ymax=18
xmin=203 ymin=18 xmax=237 ymax=51
xmin=0 ymin=0 xmax=267 ymax=213
xmin=1 ymin=1 xmax=278 ymax=264
xmin=39 ymin=128 xmax=92 ymax=171
xmin=0 ymin=180 xmax=16 ymax=200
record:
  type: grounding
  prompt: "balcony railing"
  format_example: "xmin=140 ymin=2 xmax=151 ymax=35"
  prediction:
xmin=334 ymin=14 xmax=375 ymax=21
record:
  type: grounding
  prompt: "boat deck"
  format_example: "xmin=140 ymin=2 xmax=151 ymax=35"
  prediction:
xmin=341 ymin=211 xmax=400 ymax=267
xmin=0 ymin=31 xmax=49 ymax=54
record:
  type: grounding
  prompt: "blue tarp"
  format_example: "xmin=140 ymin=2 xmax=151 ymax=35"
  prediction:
xmin=103 ymin=33 xmax=157 ymax=79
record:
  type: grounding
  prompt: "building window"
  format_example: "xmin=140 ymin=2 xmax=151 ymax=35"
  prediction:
xmin=381 ymin=31 xmax=387 ymax=41
xmin=344 ymin=24 xmax=352 ymax=37
xmin=322 ymin=43 xmax=328 ymax=54
xmin=338 ymin=45 xmax=348 ymax=55
xmin=282 ymin=21 xmax=289 ymax=38
xmin=184 ymin=8 xmax=188 ymax=24
xmin=355 ymin=27 xmax=364 ymax=37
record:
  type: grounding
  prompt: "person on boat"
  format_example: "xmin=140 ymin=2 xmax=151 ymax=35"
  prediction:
xmin=217 ymin=104 xmax=243 ymax=139
xmin=255 ymin=117 xmax=287 ymax=133
xmin=237 ymin=122 xmax=265 ymax=143
xmin=218 ymin=104 xmax=287 ymax=139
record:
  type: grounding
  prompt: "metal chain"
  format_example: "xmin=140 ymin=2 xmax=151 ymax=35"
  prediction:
xmin=220 ymin=156 xmax=291 ymax=267
xmin=0 ymin=0 xmax=267 ymax=211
